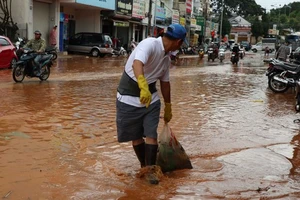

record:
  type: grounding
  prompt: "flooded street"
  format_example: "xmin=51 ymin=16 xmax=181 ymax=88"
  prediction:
xmin=1 ymin=53 xmax=300 ymax=199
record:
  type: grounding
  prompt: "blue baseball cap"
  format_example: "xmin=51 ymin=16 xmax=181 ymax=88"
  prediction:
xmin=165 ymin=24 xmax=188 ymax=45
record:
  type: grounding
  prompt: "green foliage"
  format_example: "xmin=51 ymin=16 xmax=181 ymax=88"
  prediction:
xmin=211 ymin=0 xmax=265 ymax=17
xmin=220 ymin=16 xmax=231 ymax=37
xmin=251 ymin=19 xmax=263 ymax=40
xmin=210 ymin=0 xmax=300 ymax=38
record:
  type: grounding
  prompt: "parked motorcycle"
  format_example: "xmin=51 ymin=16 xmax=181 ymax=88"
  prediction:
xmin=112 ymin=46 xmax=127 ymax=57
xmin=12 ymin=48 xmax=53 ymax=83
xmin=218 ymin=48 xmax=225 ymax=62
xmin=295 ymin=79 xmax=300 ymax=112
xmin=15 ymin=37 xmax=26 ymax=50
xmin=207 ymin=47 xmax=216 ymax=62
xmin=198 ymin=48 xmax=204 ymax=59
xmin=267 ymin=61 xmax=300 ymax=93
xmin=45 ymin=46 xmax=58 ymax=61
xmin=239 ymin=48 xmax=245 ymax=59
xmin=15 ymin=37 xmax=27 ymax=59
xmin=231 ymin=52 xmax=239 ymax=65
xmin=186 ymin=46 xmax=196 ymax=55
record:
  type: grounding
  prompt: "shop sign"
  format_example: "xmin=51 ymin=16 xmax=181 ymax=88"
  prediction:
xmin=76 ymin=0 xmax=115 ymax=10
xmin=191 ymin=18 xmax=196 ymax=28
xmin=132 ymin=0 xmax=145 ymax=19
xmin=195 ymin=16 xmax=204 ymax=26
xmin=156 ymin=6 xmax=166 ymax=20
xmin=180 ymin=17 xmax=185 ymax=26
xmin=116 ymin=0 xmax=133 ymax=16
xmin=172 ymin=9 xmax=179 ymax=24
xmin=195 ymin=25 xmax=201 ymax=31
xmin=114 ymin=21 xmax=130 ymax=27
xmin=60 ymin=13 xmax=64 ymax=22
xmin=268 ymin=29 xmax=278 ymax=35
xmin=186 ymin=0 xmax=192 ymax=15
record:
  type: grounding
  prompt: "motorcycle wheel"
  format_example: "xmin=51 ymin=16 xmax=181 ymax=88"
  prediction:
xmin=51 ymin=52 xmax=57 ymax=61
xmin=268 ymin=73 xmax=289 ymax=93
xmin=296 ymin=93 xmax=300 ymax=112
xmin=39 ymin=65 xmax=50 ymax=81
xmin=12 ymin=65 xmax=25 ymax=83
xmin=121 ymin=51 xmax=127 ymax=57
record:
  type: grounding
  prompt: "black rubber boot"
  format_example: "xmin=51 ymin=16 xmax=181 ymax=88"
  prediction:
xmin=133 ymin=142 xmax=145 ymax=168
xmin=145 ymin=144 xmax=160 ymax=184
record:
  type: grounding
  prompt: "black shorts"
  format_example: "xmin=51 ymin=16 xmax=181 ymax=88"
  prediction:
xmin=116 ymin=100 xmax=161 ymax=142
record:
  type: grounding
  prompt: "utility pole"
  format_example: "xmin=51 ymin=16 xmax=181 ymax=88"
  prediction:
xmin=219 ymin=0 xmax=224 ymax=44
xmin=147 ymin=0 xmax=152 ymax=36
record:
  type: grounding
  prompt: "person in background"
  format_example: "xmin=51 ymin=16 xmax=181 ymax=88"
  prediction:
xmin=24 ymin=30 xmax=46 ymax=76
xmin=276 ymin=42 xmax=291 ymax=62
xmin=112 ymin=36 xmax=118 ymax=49
xmin=49 ymin=25 xmax=57 ymax=48
xmin=116 ymin=23 xmax=187 ymax=185
xmin=264 ymin=46 xmax=270 ymax=57
xmin=232 ymin=43 xmax=240 ymax=54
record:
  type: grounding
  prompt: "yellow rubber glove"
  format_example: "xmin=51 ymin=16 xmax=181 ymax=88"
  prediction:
xmin=164 ymin=103 xmax=172 ymax=123
xmin=137 ymin=75 xmax=152 ymax=108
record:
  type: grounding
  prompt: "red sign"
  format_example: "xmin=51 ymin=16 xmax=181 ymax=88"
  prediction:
xmin=186 ymin=0 xmax=192 ymax=14
xmin=211 ymin=30 xmax=215 ymax=37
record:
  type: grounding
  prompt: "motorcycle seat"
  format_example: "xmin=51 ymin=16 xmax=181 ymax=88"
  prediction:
xmin=276 ymin=62 xmax=298 ymax=70
xmin=284 ymin=62 xmax=300 ymax=68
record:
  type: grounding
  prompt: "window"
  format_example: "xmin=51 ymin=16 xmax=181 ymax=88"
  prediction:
xmin=104 ymin=35 xmax=112 ymax=45
xmin=286 ymin=35 xmax=299 ymax=43
xmin=0 ymin=38 xmax=10 ymax=46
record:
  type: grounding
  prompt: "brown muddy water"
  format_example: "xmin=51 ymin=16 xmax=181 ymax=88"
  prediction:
xmin=1 ymin=54 xmax=300 ymax=199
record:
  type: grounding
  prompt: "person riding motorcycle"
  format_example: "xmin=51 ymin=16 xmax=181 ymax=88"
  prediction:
xmin=239 ymin=44 xmax=245 ymax=58
xmin=232 ymin=43 xmax=240 ymax=54
xmin=208 ymin=42 xmax=218 ymax=57
xmin=23 ymin=30 xmax=46 ymax=76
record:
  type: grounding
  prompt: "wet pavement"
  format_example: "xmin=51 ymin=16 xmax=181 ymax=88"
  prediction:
xmin=1 ymin=52 xmax=300 ymax=199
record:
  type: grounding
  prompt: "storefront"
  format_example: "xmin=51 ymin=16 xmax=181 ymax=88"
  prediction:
xmin=131 ymin=0 xmax=145 ymax=41
xmin=102 ymin=0 xmax=133 ymax=49
xmin=59 ymin=0 xmax=115 ymax=51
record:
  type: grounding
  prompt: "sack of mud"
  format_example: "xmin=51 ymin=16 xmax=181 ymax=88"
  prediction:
xmin=156 ymin=124 xmax=193 ymax=172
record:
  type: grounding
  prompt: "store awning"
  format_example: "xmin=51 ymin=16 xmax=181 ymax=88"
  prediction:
xmin=113 ymin=20 xmax=130 ymax=27
xmin=129 ymin=20 xmax=141 ymax=25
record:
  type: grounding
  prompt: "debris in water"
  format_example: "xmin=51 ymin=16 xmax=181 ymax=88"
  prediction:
xmin=3 ymin=191 xmax=12 ymax=198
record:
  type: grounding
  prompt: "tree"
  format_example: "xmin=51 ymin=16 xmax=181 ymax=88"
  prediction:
xmin=220 ymin=15 xmax=231 ymax=38
xmin=211 ymin=0 xmax=264 ymax=18
xmin=251 ymin=19 xmax=263 ymax=41
xmin=0 ymin=0 xmax=18 ymax=40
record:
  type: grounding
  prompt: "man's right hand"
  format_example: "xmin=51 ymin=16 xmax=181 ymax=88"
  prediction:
xmin=137 ymin=75 xmax=151 ymax=108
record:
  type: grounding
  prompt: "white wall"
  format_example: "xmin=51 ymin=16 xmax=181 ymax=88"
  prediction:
xmin=75 ymin=10 xmax=101 ymax=33
xmin=11 ymin=0 xmax=32 ymax=39
xmin=33 ymin=1 xmax=50 ymax=43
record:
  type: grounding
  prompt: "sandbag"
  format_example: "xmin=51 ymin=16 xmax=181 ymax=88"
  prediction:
xmin=156 ymin=124 xmax=193 ymax=172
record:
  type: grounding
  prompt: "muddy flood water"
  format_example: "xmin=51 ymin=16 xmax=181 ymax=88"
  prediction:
xmin=1 ymin=54 xmax=300 ymax=199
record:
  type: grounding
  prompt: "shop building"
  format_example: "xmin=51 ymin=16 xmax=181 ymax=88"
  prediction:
xmin=11 ymin=0 xmax=115 ymax=51
xmin=228 ymin=16 xmax=252 ymax=43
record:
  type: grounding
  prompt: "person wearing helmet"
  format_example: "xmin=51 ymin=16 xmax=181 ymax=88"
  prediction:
xmin=24 ymin=30 xmax=46 ymax=76
xmin=208 ymin=42 xmax=218 ymax=57
xmin=232 ymin=43 xmax=240 ymax=54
